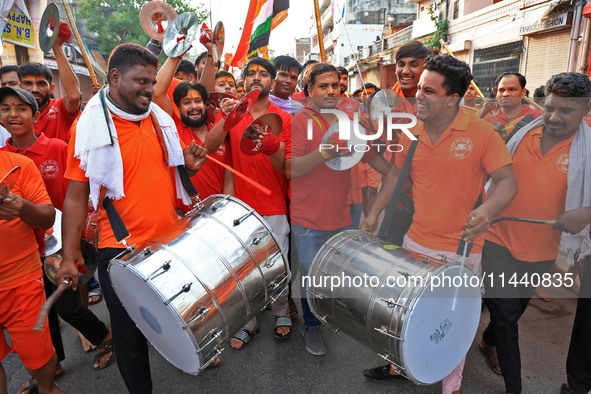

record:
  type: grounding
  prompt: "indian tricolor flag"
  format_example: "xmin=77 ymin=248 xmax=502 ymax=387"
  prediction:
xmin=231 ymin=0 xmax=289 ymax=68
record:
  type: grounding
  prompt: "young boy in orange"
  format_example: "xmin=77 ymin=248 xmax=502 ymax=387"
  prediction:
xmin=0 ymin=87 xmax=114 ymax=373
xmin=0 ymin=146 xmax=60 ymax=394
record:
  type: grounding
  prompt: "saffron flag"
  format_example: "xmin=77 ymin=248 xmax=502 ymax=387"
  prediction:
xmin=230 ymin=0 xmax=289 ymax=68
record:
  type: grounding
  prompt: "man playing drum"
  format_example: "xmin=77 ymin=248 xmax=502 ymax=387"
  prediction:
xmin=286 ymin=63 xmax=391 ymax=356
xmin=361 ymin=55 xmax=518 ymax=394
xmin=479 ymin=72 xmax=591 ymax=394
xmin=55 ymin=43 xmax=207 ymax=394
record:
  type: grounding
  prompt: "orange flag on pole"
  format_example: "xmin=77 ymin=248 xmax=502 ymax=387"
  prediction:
xmin=230 ymin=0 xmax=289 ymax=68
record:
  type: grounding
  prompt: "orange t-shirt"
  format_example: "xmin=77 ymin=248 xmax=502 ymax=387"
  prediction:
xmin=395 ymin=107 xmax=513 ymax=253
xmin=0 ymin=133 xmax=68 ymax=210
xmin=392 ymin=82 xmax=417 ymax=115
xmin=65 ymin=116 xmax=179 ymax=249
xmin=486 ymin=126 xmax=573 ymax=261
xmin=34 ymin=98 xmax=79 ymax=142
xmin=483 ymin=105 xmax=542 ymax=127
xmin=218 ymin=101 xmax=290 ymax=216
xmin=0 ymin=152 xmax=52 ymax=289
xmin=174 ymin=113 xmax=231 ymax=199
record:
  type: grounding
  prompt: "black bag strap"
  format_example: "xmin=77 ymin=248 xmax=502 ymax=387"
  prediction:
xmin=377 ymin=137 xmax=419 ymax=240
xmin=505 ymin=115 xmax=536 ymax=143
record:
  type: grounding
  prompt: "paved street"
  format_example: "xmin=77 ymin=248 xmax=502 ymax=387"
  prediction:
xmin=3 ymin=279 xmax=578 ymax=394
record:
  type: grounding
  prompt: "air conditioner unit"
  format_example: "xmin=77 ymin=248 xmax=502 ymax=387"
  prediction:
xmin=63 ymin=45 xmax=73 ymax=59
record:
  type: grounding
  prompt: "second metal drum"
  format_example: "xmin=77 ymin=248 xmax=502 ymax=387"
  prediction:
xmin=306 ymin=230 xmax=481 ymax=385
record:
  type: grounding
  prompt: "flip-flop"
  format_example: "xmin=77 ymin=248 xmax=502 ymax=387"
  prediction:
xmin=231 ymin=327 xmax=260 ymax=350
xmin=18 ymin=379 xmax=38 ymax=394
xmin=94 ymin=338 xmax=115 ymax=370
xmin=274 ymin=316 xmax=292 ymax=340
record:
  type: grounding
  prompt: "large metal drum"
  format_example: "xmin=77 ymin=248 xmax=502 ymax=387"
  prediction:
xmin=108 ymin=195 xmax=290 ymax=374
xmin=306 ymin=230 xmax=481 ymax=385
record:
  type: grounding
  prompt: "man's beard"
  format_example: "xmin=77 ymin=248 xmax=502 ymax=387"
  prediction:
xmin=340 ymin=86 xmax=346 ymax=94
xmin=181 ymin=112 xmax=207 ymax=128
xmin=249 ymin=84 xmax=270 ymax=98
xmin=35 ymin=93 xmax=50 ymax=109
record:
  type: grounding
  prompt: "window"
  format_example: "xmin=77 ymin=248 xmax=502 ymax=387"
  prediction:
xmin=472 ymin=41 xmax=523 ymax=96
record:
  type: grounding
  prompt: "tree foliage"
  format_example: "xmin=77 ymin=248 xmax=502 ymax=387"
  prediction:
xmin=77 ymin=0 xmax=209 ymax=57
xmin=424 ymin=1 xmax=448 ymax=51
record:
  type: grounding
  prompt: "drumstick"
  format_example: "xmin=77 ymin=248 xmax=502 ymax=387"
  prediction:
xmin=34 ymin=279 xmax=70 ymax=332
xmin=205 ymin=154 xmax=271 ymax=196
xmin=452 ymin=239 xmax=469 ymax=312
xmin=490 ymin=217 xmax=557 ymax=226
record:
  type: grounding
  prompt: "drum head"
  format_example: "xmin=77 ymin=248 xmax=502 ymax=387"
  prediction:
xmin=400 ymin=264 xmax=481 ymax=384
xmin=109 ymin=260 xmax=204 ymax=373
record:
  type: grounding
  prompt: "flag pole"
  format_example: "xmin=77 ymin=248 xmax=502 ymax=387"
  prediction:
xmin=313 ymin=0 xmax=326 ymax=62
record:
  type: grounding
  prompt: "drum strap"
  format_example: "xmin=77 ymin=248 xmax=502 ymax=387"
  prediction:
xmin=99 ymin=186 xmax=130 ymax=244
xmin=377 ymin=137 xmax=419 ymax=241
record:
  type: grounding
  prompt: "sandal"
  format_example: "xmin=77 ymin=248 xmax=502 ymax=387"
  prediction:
xmin=88 ymin=288 xmax=103 ymax=305
xmin=274 ymin=316 xmax=292 ymax=340
xmin=231 ymin=327 xmax=260 ymax=350
xmin=288 ymin=297 xmax=298 ymax=319
xmin=18 ymin=379 xmax=38 ymax=394
xmin=479 ymin=339 xmax=502 ymax=375
xmin=94 ymin=338 xmax=115 ymax=370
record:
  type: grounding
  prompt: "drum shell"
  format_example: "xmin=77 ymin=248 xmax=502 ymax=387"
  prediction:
xmin=82 ymin=210 xmax=99 ymax=249
xmin=307 ymin=230 xmax=481 ymax=385
xmin=109 ymin=195 xmax=289 ymax=374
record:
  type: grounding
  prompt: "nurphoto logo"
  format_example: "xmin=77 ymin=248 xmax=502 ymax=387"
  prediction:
xmin=308 ymin=109 xmax=418 ymax=154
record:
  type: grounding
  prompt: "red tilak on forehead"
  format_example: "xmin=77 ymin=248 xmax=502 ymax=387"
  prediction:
xmin=9 ymin=100 xmax=16 ymax=106
xmin=248 ymin=64 xmax=265 ymax=73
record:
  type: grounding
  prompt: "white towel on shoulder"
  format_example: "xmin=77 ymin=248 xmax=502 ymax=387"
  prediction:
xmin=497 ymin=116 xmax=591 ymax=265
xmin=74 ymin=86 xmax=190 ymax=209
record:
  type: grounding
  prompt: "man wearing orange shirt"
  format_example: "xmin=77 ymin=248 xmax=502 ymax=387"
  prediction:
xmin=213 ymin=71 xmax=237 ymax=96
xmin=361 ymin=55 xmax=518 ymax=393
xmin=287 ymin=62 xmax=391 ymax=356
xmin=55 ymin=44 xmax=206 ymax=394
xmin=18 ymin=22 xmax=80 ymax=142
xmin=483 ymin=73 xmax=542 ymax=139
xmin=0 ymin=151 xmax=62 ymax=394
xmin=391 ymin=40 xmax=433 ymax=113
xmin=479 ymin=72 xmax=591 ymax=394
xmin=208 ymin=58 xmax=292 ymax=349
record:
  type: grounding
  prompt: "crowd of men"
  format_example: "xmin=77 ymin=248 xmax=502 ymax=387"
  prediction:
xmin=0 ymin=19 xmax=590 ymax=394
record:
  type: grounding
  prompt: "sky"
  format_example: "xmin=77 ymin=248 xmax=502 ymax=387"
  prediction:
xmin=190 ymin=0 xmax=315 ymax=58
